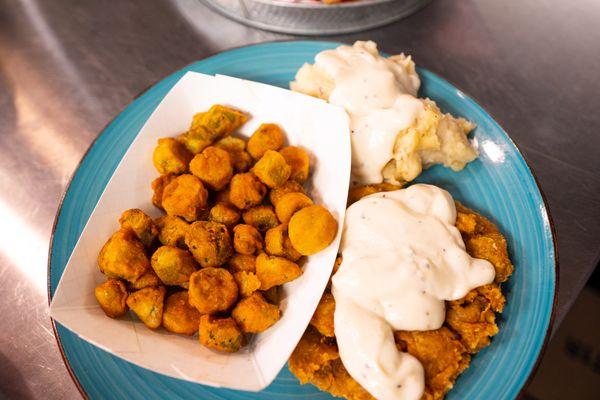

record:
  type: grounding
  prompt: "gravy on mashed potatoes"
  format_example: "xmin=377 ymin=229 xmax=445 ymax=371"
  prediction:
xmin=291 ymin=41 xmax=478 ymax=185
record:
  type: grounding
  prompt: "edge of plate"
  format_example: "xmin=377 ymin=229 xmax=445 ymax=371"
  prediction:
xmin=418 ymin=67 xmax=560 ymax=399
xmin=47 ymin=39 xmax=559 ymax=400
xmin=47 ymin=112 xmax=118 ymax=400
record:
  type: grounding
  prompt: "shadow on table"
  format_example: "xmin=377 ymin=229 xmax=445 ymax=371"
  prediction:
xmin=524 ymin=265 xmax=600 ymax=400
xmin=0 ymin=352 xmax=35 ymax=399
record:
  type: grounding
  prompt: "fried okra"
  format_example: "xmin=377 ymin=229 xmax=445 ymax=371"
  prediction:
xmin=155 ymin=215 xmax=189 ymax=248
xmin=208 ymin=202 xmax=241 ymax=228
xmin=233 ymin=271 xmax=261 ymax=297
xmin=95 ymin=105 xmax=340 ymax=348
xmin=214 ymin=136 xmax=253 ymax=172
xmin=152 ymin=138 xmax=193 ymax=174
xmin=310 ymin=292 xmax=335 ymax=337
xmin=151 ymin=246 xmax=197 ymax=288
xmin=231 ymin=150 xmax=253 ymax=173
xmin=95 ymin=279 xmax=128 ymax=318
xmin=126 ymin=286 xmax=166 ymax=329
xmin=162 ymin=174 xmax=208 ymax=222
xmin=228 ymin=253 xmax=256 ymax=273
xmin=186 ymin=112 xmax=213 ymax=143
xmin=265 ymin=224 xmax=301 ymax=261
xmin=269 ymin=180 xmax=305 ymax=207
xmin=232 ymin=292 xmax=280 ymax=333
xmin=229 ymin=173 xmax=267 ymax=210
xmin=262 ymin=286 xmax=281 ymax=305
xmin=242 ymin=205 xmax=278 ymax=232
xmin=119 ymin=208 xmax=158 ymax=248
xmin=189 ymin=146 xmax=233 ymax=191
xmin=214 ymin=136 xmax=245 ymax=153
xmin=98 ymin=229 xmax=149 ymax=282
xmin=198 ymin=105 xmax=247 ymax=140
xmin=130 ymin=269 xmax=161 ymax=290
xmin=185 ymin=221 xmax=233 ymax=267
xmin=177 ymin=125 xmax=211 ymax=155
xmin=151 ymin=173 xmax=177 ymax=210
xmin=199 ymin=315 xmax=245 ymax=352
xmin=214 ymin=186 xmax=232 ymax=206
xmin=255 ymin=253 xmax=302 ymax=290
xmin=252 ymin=150 xmax=291 ymax=188
xmin=233 ymin=224 xmax=263 ymax=255
xmin=280 ymin=146 xmax=310 ymax=183
xmin=162 ymin=291 xmax=201 ymax=335
xmin=182 ymin=106 xmax=246 ymax=152
xmin=289 ymin=205 xmax=337 ymax=255
xmin=247 ymin=123 xmax=285 ymax=160
xmin=188 ymin=267 xmax=238 ymax=314
xmin=274 ymin=192 xmax=313 ymax=224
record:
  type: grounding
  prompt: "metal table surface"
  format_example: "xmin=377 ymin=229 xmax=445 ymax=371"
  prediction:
xmin=0 ymin=0 xmax=598 ymax=398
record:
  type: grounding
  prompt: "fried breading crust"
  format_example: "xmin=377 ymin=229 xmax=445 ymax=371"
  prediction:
xmin=289 ymin=193 xmax=514 ymax=400
xmin=289 ymin=327 xmax=374 ymax=400
xmin=395 ymin=328 xmax=470 ymax=400
xmin=455 ymin=201 xmax=513 ymax=283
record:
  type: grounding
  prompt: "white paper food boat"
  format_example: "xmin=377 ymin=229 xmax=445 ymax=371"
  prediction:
xmin=50 ymin=72 xmax=351 ymax=391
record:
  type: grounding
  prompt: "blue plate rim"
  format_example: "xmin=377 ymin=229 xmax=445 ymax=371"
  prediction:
xmin=46 ymin=39 xmax=559 ymax=400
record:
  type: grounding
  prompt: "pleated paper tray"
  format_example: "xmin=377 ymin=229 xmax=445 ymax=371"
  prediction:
xmin=200 ymin=0 xmax=431 ymax=35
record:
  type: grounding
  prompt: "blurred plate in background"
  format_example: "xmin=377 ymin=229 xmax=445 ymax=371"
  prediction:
xmin=199 ymin=0 xmax=432 ymax=35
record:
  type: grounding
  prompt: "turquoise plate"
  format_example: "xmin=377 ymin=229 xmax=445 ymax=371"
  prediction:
xmin=48 ymin=41 xmax=557 ymax=400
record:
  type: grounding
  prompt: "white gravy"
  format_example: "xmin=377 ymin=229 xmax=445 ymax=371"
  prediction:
xmin=332 ymin=184 xmax=496 ymax=400
xmin=312 ymin=42 xmax=424 ymax=185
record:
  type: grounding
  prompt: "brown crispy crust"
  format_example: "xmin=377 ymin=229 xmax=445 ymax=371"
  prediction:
xmin=289 ymin=199 xmax=514 ymax=400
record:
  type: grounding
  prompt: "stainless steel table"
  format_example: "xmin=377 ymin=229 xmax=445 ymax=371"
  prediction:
xmin=1 ymin=0 xmax=598 ymax=398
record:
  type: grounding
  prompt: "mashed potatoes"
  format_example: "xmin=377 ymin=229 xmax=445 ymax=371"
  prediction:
xmin=382 ymin=99 xmax=477 ymax=183
xmin=291 ymin=41 xmax=477 ymax=185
